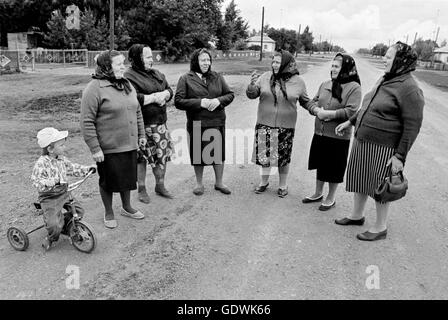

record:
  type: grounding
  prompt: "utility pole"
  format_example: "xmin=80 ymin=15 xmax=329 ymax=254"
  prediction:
xmin=435 ymin=26 xmax=440 ymax=44
xmin=413 ymin=32 xmax=418 ymax=45
xmin=406 ymin=34 xmax=409 ymax=44
xmin=109 ymin=0 xmax=114 ymax=50
xmin=259 ymin=6 xmax=264 ymax=61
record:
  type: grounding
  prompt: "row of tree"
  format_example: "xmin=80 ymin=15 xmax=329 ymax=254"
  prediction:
xmin=358 ymin=38 xmax=447 ymax=61
xmin=1 ymin=0 xmax=346 ymax=58
xmin=1 ymin=0 xmax=250 ymax=60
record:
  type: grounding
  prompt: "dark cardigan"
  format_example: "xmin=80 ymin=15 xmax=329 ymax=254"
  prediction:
xmin=350 ymin=73 xmax=425 ymax=162
xmin=124 ymin=67 xmax=173 ymax=125
xmin=174 ymin=71 xmax=234 ymax=127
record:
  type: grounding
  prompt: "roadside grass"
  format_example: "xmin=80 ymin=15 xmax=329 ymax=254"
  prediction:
xmin=413 ymin=70 xmax=448 ymax=93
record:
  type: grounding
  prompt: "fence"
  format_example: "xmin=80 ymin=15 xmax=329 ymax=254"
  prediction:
xmin=1 ymin=48 xmax=260 ymax=72
xmin=0 ymin=49 xmax=88 ymax=73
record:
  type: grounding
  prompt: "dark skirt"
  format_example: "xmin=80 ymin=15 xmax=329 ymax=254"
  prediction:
xmin=252 ymin=123 xmax=295 ymax=168
xmin=97 ymin=150 xmax=137 ymax=192
xmin=137 ymin=123 xmax=175 ymax=170
xmin=346 ymin=138 xmax=395 ymax=201
xmin=308 ymin=134 xmax=351 ymax=183
xmin=187 ymin=124 xmax=225 ymax=166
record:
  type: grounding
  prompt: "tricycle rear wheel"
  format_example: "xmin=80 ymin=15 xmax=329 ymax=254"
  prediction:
xmin=7 ymin=227 xmax=29 ymax=251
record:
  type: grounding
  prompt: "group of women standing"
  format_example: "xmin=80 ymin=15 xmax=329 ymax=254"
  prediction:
xmin=80 ymin=41 xmax=424 ymax=242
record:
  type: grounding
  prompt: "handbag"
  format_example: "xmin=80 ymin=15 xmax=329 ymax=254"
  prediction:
xmin=374 ymin=170 xmax=408 ymax=202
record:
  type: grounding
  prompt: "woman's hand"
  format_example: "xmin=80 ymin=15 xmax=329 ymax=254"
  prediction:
xmin=317 ymin=109 xmax=334 ymax=121
xmin=207 ymin=98 xmax=221 ymax=112
xmin=92 ymin=149 xmax=104 ymax=163
xmin=335 ymin=120 xmax=352 ymax=136
xmin=386 ymin=156 xmax=404 ymax=174
xmin=250 ymin=71 xmax=260 ymax=85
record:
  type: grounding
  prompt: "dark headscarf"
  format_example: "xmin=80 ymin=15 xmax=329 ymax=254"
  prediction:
xmin=331 ymin=53 xmax=361 ymax=103
xmin=270 ymin=50 xmax=300 ymax=105
xmin=190 ymin=48 xmax=212 ymax=77
xmin=127 ymin=44 xmax=165 ymax=84
xmin=92 ymin=50 xmax=132 ymax=94
xmin=384 ymin=41 xmax=418 ymax=81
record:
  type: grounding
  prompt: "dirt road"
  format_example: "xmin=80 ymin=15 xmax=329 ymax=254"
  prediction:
xmin=1 ymin=56 xmax=448 ymax=299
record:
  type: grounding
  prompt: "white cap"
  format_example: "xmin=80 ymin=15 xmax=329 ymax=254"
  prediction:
xmin=37 ymin=127 xmax=69 ymax=148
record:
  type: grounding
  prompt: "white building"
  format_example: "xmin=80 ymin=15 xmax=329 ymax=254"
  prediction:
xmin=434 ymin=46 xmax=448 ymax=64
xmin=245 ymin=33 xmax=276 ymax=52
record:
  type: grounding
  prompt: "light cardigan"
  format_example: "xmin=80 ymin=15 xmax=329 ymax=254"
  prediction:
xmin=80 ymin=79 xmax=145 ymax=155
xmin=246 ymin=71 xmax=311 ymax=129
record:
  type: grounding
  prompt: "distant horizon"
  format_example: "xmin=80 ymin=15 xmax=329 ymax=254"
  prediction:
xmin=225 ymin=0 xmax=448 ymax=52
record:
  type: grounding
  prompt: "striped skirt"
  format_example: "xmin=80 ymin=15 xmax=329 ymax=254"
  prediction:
xmin=346 ymin=138 xmax=394 ymax=200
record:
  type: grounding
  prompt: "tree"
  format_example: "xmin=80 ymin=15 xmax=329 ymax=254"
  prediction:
xmin=43 ymin=10 xmax=74 ymax=48
xmin=371 ymin=43 xmax=388 ymax=56
xmin=413 ymin=38 xmax=438 ymax=60
xmin=217 ymin=0 xmax=249 ymax=50
xmin=114 ymin=15 xmax=131 ymax=50
xmin=267 ymin=27 xmax=297 ymax=53
xmin=440 ymin=39 xmax=447 ymax=48
xmin=79 ymin=8 xmax=108 ymax=50
xmin=299 ymin=26 xmax=313 ymax=53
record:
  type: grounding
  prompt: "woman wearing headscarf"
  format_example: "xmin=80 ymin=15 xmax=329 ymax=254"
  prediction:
xmin=81 ymin=50 xmax=146 ymax=229
xmin=124 ymin=44 xmax=174 ymax=203
xmin=303 ymin=53 xmax=362 ymax=210
xmin=174 ymin=48 xmax=235 ymax=196
xmin=335 ymin=42 xmax=424 ymax=241
xmin=246 ymin=49 xmax=311 ymax=198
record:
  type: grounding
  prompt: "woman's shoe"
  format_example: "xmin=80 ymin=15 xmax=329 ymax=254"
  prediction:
xmin=302 ymin=194 xmax=323 ymax=203
xmin=319 ymin=200 xmax=336 ymax=211
xmin=278 ymin=187 xmax=288 ymax=198
xmin=120 ymin=208 xmax=145 ymax=220
xmin=193 ymin=186 xmax=204 ymax=196
xmin=357 ymin=229 xmax=387 ymax=241
xmin=137 ymin=186 xmax=150 ymax=204
xmin=254 ymin=183 xmax=269 ymax=194
xmin=104 ymin=216 xmax=118 ymax=229
xmin=155 ymin=184 xmax=174 ymax=199
xmin=335 ymin=217 xmax=365 ymax=226
xmin=214 ymin=185 xmax=231 ymax=195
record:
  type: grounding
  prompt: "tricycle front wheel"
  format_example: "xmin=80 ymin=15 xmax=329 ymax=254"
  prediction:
xmin=7 ymin=227 xmax=29 ymax=251
xmin=67 ymin=221 xmax=96 ymax=253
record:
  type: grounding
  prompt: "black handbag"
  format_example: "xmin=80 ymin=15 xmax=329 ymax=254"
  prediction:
xmin=374 ymin=170 xmax=408 ymax=202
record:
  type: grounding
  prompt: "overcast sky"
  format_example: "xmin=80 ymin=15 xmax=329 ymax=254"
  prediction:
xmin=224 ymin=0 xmax=448 ymax=52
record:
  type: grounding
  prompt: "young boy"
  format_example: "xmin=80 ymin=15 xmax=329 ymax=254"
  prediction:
xmin=31 ymin=127 xmax=95 ymax=251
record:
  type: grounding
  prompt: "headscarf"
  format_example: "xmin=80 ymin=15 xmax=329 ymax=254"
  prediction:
xmin=384 ymin=41 xmax=418 ymax=81
xmin=190 ymin=48 xmax=212 ymax=77
xmin=127 ymin=44 xmax=165 ymax=84
xmin=331 ymin=53 xmax=361 ymax=103
xmin=92 ymin=50 xmax=132 ymax=94
xmin=270 ymin=50 xmax=300 ymax=105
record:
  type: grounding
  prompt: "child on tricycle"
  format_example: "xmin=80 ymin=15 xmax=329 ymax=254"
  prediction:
xmin=29 ymin=127 xmax=96 ymax=251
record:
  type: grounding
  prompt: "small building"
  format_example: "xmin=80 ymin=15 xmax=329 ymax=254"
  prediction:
xmin=245 ymin=33 xmax=276 ymax=52
xmin=434 ymin=46 xmax=448 ymax=64
xmin=7 ymin=30 xmax=43 ymax=50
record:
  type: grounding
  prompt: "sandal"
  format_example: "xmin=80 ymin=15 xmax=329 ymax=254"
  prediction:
xmin=278 ymin=187 xmax=288 ymax=198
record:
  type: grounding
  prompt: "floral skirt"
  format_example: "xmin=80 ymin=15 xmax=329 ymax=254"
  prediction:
xmin=137 ymin=123 xmax=175 ymax=170
xmin=252 ymin=123 xmax=295 ymax=168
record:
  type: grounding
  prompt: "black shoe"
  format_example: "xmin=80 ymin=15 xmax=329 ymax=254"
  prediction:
xmin=318 ymin=200 xmax=335 ymax=211
xmin=357 ymin=229 xmax=387 ymax=241
xmin=214 ymin=185 xmax=231 ymax=195
xmin=302 ymin=195 xmax=323 ymax=203
xmin=254 ymin=183 xmax=269 ymax=194
xmin=278 ymin=187 xmax=288 ymax=198
xmin=335 ymin=217 xmax=365 ymax=226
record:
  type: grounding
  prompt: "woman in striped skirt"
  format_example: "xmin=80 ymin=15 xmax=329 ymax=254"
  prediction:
xmin=335 ymin=42 xmax=424 ymax=241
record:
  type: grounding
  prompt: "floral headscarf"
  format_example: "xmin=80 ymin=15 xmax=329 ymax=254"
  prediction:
xmin=331 ymin=53 xmax=361 ymax=103
xmin=384 ymin=41 xmax=418 ymax=81
xmin=270 ymin=50 xmax=300 ymax=105
xmin=92 ymin=50 xmax=132 ymax=94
